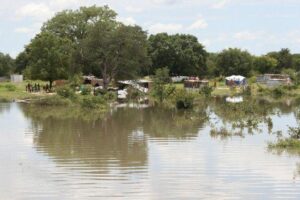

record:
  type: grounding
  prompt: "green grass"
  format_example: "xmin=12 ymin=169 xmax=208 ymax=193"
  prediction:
xmin=0 ymin=80 xmax=48 ymax=102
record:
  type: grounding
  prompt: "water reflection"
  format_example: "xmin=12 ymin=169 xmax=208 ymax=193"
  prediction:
xmin=20 ymin=104 xmax=209 ymax=171
xmin=1 ymin=99 xmax=300 ymax=199
xmin=0 ymin=103 xmax=11 ymax=115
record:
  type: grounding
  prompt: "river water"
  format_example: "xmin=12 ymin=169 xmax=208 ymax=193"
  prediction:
xmin=1 ymin=98 xmax=300 ymax=199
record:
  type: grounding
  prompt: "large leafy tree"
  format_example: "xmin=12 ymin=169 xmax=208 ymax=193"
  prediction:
xmin=216 ymin=48 xmax=253 ymax=77
xmin=253 ymin=56 xmax=278 ymax=74
xmin=148 ymin=33 xmax=207 ymax=77
xmin=25 ymin=32 xmax=73 ymax=88
xmin=79 ymin=21 xmax=149 ymax=89
xmin=0 ymin=52 xmax=14 ymax=77
xmin=267 ymin=48 xmax=293 ymax=72
xmin=42 ymin=5 xmax=117 ymax=44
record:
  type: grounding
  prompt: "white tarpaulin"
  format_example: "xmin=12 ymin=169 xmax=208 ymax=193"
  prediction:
xmin=225 ymin=75 xmax=245 ymax=81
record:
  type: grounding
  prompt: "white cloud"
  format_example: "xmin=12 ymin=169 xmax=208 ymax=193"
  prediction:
xmin=212 ymin=0 xmax=231 ymax=9
xmin=14 ymin=23 xmax=42 ymax=36
xmin=118 ymin=17 xmax=136 ymax=26
xmin=16 ymin=3 xmax=54 ymax=21
xmin=148 ymin=23 xmax=183 ymax=34
xmin=188 ymin=17 xmax=208 ymax=30
xmin=234 ymin=31 xmax=262 ymax=40
xmin=125 ymin=6 xmax=144 ymax=13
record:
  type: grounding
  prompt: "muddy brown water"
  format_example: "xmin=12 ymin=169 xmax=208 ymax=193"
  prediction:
xmin=1 ymin=99 xmax=300 ymax=199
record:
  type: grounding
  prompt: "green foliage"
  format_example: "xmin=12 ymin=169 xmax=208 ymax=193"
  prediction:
xmin=288 ymin=126 xmax=300 ymax=139
xmin=4 ymin=84 xmax=17 ymax=92
xmin=56 ymin=86 xmax=75 ymax=98
xmin=253 ymin=56 xmax=277 ymax=74
xmin=81 ymin=85 xmax=92 ymax=95
xmin=33 ymin=95 xmax=72 ymax=106
xmin=0 ymin=52 xmax=14 ymax=76
xmin=175 ymin=89 xmax=194 ymax=109
xmin=126 ymin=86 xmax=144 ymax=101
xmin=151 ymin=67 xmax=175 ymax=103
xmin=103 ymin=91 xmax=117 ymax=102
xmin=25 ymin=32 xmax=73 ymax=87
xmin=200 ymin=85 xmax=213 ymax=97
xmin=79 ymin=21 xmax=149 ymax=89
xmin=148 ymin=33 xmax=208 ymax=76
xmin=217 ymin=48 xmax=253 ymax=77
xmin=80 ymin=96 xmax=106 ymax=109
xmin=272 ymin=87 xmax=285 ymax=98
xmin=243 ymin=86 xmax=252 ymax=96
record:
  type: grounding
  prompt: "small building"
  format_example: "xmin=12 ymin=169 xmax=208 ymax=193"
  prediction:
xmin=184 ymin=77 xmax=209 ymax=89
xmin=225 ymin=75 xmax=247 ymax=87
xmin=10 ymin=74 xmax=23 ymax=83
xmin=256 ymin=74 xmax=291 ymax=87
xmin=83 ymin=75 xmax=103 ymax=87
xmin=0 ymin=77 xmax=9 ymax=82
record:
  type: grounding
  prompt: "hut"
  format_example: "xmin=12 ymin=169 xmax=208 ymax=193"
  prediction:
xmin=83 ymin=75 xmax=103 ymax=87
xmin=256 ymin=74 xmax=291 ymax=87
xmin=225 ymin=75 xmax=247 ymax=87
xmin=10 ymin=74 xmax=23 ymax=83
xmin=184 ymin=77 xmax=209 ymax=89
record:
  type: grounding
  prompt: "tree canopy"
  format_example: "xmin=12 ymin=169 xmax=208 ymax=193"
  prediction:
xmin=25 ymin=32 xmax=73 ymax=87
xmin=79 ymin=21 xmax=149 ymax=88
xmin=148 ymin=33 xmax=207 ymax=77
xmin=0 ymin=52 xmax=14 ymax=77
xmin=216 ymin=48 xmax=253 ymax=77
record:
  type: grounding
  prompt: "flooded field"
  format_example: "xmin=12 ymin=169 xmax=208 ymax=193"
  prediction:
xmin=1 ymin=98 xmax=300 ymax=199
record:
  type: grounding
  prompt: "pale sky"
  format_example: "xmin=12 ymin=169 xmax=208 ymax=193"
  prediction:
xmin=0 ymin=0 xmax=300 ymax=57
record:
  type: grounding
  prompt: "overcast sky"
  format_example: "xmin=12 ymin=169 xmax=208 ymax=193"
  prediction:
xmin=1 ymin=0 xmax=300 ymax=57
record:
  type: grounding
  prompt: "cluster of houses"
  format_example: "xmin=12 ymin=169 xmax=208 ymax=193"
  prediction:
xmin=1 ymin=73 xmax=293 ymax=100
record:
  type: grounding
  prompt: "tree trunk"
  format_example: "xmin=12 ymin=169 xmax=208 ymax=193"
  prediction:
xmin=49 ymin=80 xmax=53 ymax=90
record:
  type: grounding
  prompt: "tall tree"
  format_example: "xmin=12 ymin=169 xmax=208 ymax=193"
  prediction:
xmin=79 ymin=21 xmax=149 ymax=89
xmin=253 ymin=56 xmax=278 ymax=74
xmin=0 ymin=52 xmax=14 ymax=77
xmin=216 ymin=48 xmax=253 ymax=77
xmin=148 ymin=33 xmax=207 ymax=77
xmin=42 ymin=5 xmax=117 ymax=44
xmin=25 ymin=32 xmax=73 ymax=88
xmin=267 ymin=48 xmax=293 ymax=72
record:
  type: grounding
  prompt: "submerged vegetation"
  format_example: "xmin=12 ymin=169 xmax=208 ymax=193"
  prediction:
xmin=268 ymin=126 xmax=300 ymax=155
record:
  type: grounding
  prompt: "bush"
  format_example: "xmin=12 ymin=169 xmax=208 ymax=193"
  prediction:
xmin=5 ymin=84 xmax=17 ymax=92
xmin=81 ymin=85 xmax=92 ymax=95
xmin=243 ymin=86 xmax=252 ymax=96
xmin=175 ymin=89 xmax=194 ymax=109
xmin=288 ymin=126 xmax=300 ymax=139
xmin=80 ymin=96 xmax=106 ymax=109
xmin=200 ymin=85 xmax=213 ymax=97
xmin=33 ymin=95 xmax=72 ymax=106
xmin=272 ymin=87 xmax=285 ymax=97
xmin=104 ymin=91 xmax=117 ymax=102
xmin=56 ymin=86 xmax=75 ymax=99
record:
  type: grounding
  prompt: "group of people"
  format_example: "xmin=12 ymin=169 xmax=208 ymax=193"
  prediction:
xmin=26 ymin=83 xmax=51 ymax=93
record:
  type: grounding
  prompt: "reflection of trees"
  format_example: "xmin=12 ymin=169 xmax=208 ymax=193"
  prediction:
xmin=0 ymin=103 xmax=11 ymax=114
xmin=143 ymin=107 xmax=208 ymax=139
xmin=20 ymin=104 xmax=209 ymax=172
xmin=21 ymin=105 xmax=148 ymax=171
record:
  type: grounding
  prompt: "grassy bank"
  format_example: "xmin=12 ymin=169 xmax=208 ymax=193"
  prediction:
xmin=0 ymin=81 xmax=48 ymax=102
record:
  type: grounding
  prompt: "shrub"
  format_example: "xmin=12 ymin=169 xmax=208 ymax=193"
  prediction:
xmin=243 ymin=86 xmax=252 ymax=96
xmin=200 ymin=85 xmax=213 ymax=97
xmin=56 ymin=86 xmax=75 ymax=99
xmin=175 ymin=89 xmax=194 ymax=109
xmin=288 ymin=126 xmax=300 ymax=139
xmin=81 ymin=85 xmax=92 ymax=95
xmin=104 ymin=91 xmax=117 ymax=102
xmin=80 ymin=96 xmax=106 ymax=109
xmin=5 ymin=84 xmax=17 ymax=91
xmin=272 ymin=87 xmax=285 ymax=97
xmin=33 ymin=95 xmax=72 ymax=106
